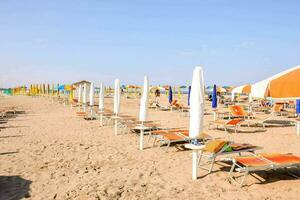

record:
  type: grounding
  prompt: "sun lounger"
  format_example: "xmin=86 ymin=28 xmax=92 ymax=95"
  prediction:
xmin=151 ymin=129 xmax=212 ymax=151
xmin=197 ymin=140 xmax=262 ymax=174
xmin=229 ymin=105 xmax=254 ymax=119
xmin=228 ymin=153 xmax=300 ymax=186
xmin=208 ymin=119 xmax=244 ymax=134
xmin=272 ymin=103 xmax=295 ymax=117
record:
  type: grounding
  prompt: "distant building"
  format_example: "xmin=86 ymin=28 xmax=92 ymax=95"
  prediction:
xmin=72 ymin=80 xmax=91 ymax=102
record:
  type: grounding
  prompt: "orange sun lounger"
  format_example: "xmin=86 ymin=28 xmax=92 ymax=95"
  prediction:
xmin=209 ymin=119 xmax=244 ymax=134
xmin=229 ymin=105 xmax=253 ymax=119
xmin=151 ymin=129 xmax=211 ymax=151
xmin=228 ymin=153 xmax=300 ymax=186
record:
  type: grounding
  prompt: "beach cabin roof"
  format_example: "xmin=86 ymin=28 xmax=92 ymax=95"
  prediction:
xmin=72 ymin=80 xmax=91 ymax=86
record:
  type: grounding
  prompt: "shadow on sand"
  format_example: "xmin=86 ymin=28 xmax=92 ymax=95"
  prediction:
xmin=0 ymin=176 xmax=31 ymax=199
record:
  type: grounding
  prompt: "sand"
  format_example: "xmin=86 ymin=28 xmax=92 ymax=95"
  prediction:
xmin=1 ymin=95 xmax=300 ymax=200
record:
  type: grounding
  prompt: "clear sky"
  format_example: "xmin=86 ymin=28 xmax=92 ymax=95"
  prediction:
xmin=1 ymin=0 xmax=300 ymax=88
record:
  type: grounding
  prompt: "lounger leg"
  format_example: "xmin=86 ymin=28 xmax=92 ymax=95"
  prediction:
xmin=209 ymin=156 xmax=216 ymax=173
xmin=197 ymin=151 xmax=203 ymax=166
xmin=153 ymin=137 xmax=157 ymax=147
xmin=240 ymin=171 xmax=248 ymax=187
xmin=228 ymin=161 xmax=236 ymax=182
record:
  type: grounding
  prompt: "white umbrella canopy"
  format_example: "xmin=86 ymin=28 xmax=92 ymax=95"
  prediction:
xmin=189 ymin=66 xmax=205 ymax=139
xmin=114 ymin=79 xmax=121 ymax=115
xmin=251 ymin=65 xmax=300 ymax=98
xmin=139 ymin=76 xmax=149 ymax=122
xmin=98 ymin=82 xmax=104 ymax=110
xmin=89 ymin=82 xmax=95 ymax=106
xmin=78 ymin=84 xmax=82 ymax=103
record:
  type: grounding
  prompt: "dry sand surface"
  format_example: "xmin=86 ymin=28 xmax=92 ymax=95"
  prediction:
xmin=1 ymin=95 xmax=300 ymax=200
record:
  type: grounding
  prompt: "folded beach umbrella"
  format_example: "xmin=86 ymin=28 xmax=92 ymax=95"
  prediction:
xmin=89 ymin=82 xmax=95 ymax=106
xmin=78 ymin=84 xmax=82 ymax=103
xmin=98 ymin=83 xmax=104 ymax=111
xmin=82 ymin=83 xmax=87 ymax=105
xmin=189 ymin=66 xmax=205 ymax=139
xmin=139 ymin=76 xmax=149 ymax=122
xmin=168 ymin=86 xmax=173 ymax=104
xmin=296 ymin=99 xmax=300 ymax=115
xmin=114 ymin=79 xmax=121 ymax=115
xmin=212 ymin=84 xmax=217 ymax=109
xmin=189 ymin=66 xmax=205 ymax=180
xmin=178 ymin=86 xmax=181 ymax=100
xmin=187 ymin=86 xmax=191 ymax=106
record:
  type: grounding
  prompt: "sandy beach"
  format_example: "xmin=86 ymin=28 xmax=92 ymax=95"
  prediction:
xmin=1 ymin=95 xmax=300 ymax=200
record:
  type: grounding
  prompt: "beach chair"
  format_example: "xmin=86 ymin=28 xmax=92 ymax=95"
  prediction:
xmin=229 ymin=105 xmax=254 ymax=119
xmin=244 ymin=115 xmax=273 ymax=129
xmin=113 ymin=114 xmax=160 ymax=134
xmin=208 ymin=119 xmax=244 ymax=134
xmin=228 ymin=153 xmax=300 ymax=186
xmin=272 ymin=103 xmax=295 ymax=117
xmin=151 ymin=129 xmax=211 ymax=151
xmin=197 ymin=140 xmax=262 ymax=174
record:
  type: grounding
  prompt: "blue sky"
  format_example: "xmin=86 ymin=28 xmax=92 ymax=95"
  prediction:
xmin=1 ymin=0 xmax=300 ymax=87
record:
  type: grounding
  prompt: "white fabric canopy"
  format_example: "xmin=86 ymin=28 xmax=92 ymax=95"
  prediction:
xmin=98 ymin=83 xmax=104 ymax=110
xmin=189 ymin=66 xmax=205 ymax=139
xmin=231 ymin=84 xmax=248 ymax=101
xmin=78 ymin=84 xmax=82 ymax=103
xmin=114 ymin=79 xmax=121 ymax=115
xmin=139 ymin=76 xmax=149 ymax=122
xmin=89 ymin=82 xmax=94 ymax=106
xmin=251 ymin=65 xmax=300 ymax=98
xmin=82 ymin=83 xmax=87 ymax=104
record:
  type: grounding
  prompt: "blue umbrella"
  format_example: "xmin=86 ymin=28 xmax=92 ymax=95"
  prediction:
xmin=168 ymin=86 xmax=173 ymax=104
xmin=212 ymin=84 xmax=217 ymax=109
xmin=58 ymin=85 xmax=65 ymax=90
xmin=187 ymin=86 xmax=191 ymax=106
xmin=296 ymin=99 xmax=300 ymax=115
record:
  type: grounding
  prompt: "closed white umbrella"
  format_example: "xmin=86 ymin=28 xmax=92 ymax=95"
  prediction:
xmin=98 ymin=82 xmax=104 ymax=111
xmin=138 ymin=76 xmax=149 ymax=150
xmin=89 ymin=82 xmax=95 ymax=106
xmin=98 ymin=82 xmax=105 ymax=126
xmin=114 ymin=79 xmax=120 ymax=135
xmin=189 ymin=67 xmax=205 ymax=139
xmin=189 ymin=66 xmax=205 ymax=180
xmin=78 ymin=84 xmax=82 ymax=104
xmin=114 ymin=79 xmax=120 ymax=115
xmin=82 ymin=83 xmax=87 ymax=112
xmin=83 ymin=83 xmax=87 ymax=105
xmin=139 ymin=76 xmax=149 ymax=121
xmin=89 ymin=82 xmax=95 ymax=118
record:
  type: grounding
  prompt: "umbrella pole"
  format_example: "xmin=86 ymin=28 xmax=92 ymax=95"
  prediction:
xmin=114 ymin=118 xmax=118 ymax=136
xmin=100 ymin=113 xmax=103 ymax=126
xmin=213 ymin=110 xmax=216 ymax=121
xmin=139 ymin=122 xmax=144 ymax=150
xmin=192 ymin=150 xmax=198 ymax=180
